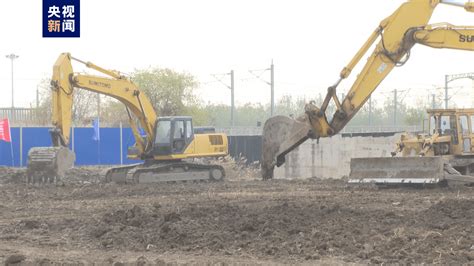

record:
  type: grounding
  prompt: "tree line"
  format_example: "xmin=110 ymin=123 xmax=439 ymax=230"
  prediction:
xmin=36 ymin=67 xmax=444 ymax=128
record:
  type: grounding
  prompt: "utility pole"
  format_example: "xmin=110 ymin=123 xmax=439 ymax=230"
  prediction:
xmin=368 ymin=96 xmax=372 ymax=126
xmin=393 ymin=89 xmax=397 ymax=126
xmin=444 ymin=75 xmax=449 ymax=109
xmin=212 ymin=71 xmax=235 ymax=126
xmin=270 ymin=60 xmax=274 ymax=116
xmin=230 ymin=70 xmax=234 ymax=126
xmin=249 ymin=60 xmax=275 ymax=117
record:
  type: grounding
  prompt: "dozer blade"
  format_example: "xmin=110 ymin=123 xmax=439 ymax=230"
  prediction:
xmin=348 ymin=157 xmax=445 ymax=186
xmin=261 ymin=115 xmax=311 ymax=180
xmin=27 ymin=147 xmax=75 ymax=184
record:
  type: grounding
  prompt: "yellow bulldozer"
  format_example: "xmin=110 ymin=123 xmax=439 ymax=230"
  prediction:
xmin=27 ymin=53 xmax=228 ymax=184
xmin=349 ymin=109 xmax=474 ymax=186
xmin=261 ymin=0 xmax=474 ymax=185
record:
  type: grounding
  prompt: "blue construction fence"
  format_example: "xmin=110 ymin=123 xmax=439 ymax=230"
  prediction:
xmin=0 ymin=127 xmax=262 ymax=167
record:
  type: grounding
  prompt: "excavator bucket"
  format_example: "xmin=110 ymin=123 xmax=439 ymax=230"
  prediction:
xmin=261 ymin=115 xmax=311 ymax=180
xmin=27 ymin=147 xmax=75 ymax=183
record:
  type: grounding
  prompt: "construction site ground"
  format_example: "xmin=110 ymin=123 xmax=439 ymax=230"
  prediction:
xmin=0 ymin=166 xmax=473 ymax=265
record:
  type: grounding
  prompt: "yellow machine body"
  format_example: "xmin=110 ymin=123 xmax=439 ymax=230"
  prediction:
xmin=397 ymin=109 xmax=474 ymax=157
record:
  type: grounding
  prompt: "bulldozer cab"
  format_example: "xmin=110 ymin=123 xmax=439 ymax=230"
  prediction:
xmin=153 ymin=116 xmax=194 ymax=156
xmin=427 ymin=109 xmax=474 ymax=155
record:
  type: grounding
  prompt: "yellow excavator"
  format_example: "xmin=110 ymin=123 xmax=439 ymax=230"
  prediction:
xmin=262 ymin=0 xmax=474 ymax=183
xmin=27 ymin=53 xmax=228 ymax=183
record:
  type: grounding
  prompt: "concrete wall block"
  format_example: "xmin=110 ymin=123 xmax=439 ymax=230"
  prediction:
xmin=275 ymin=134 xmax=400 ymax=179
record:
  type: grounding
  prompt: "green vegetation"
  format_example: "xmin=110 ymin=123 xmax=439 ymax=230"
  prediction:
xmin=36 ymin=67 xmax=442 ymax=128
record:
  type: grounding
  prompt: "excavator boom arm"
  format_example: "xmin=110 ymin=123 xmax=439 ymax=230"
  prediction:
xmin=412 ymin=24 xmax=474 ymax=50
xmin=51 ymin=53 xmax=157 ymax=155
xmin=328 ymin=2 xmax=474 ymax=135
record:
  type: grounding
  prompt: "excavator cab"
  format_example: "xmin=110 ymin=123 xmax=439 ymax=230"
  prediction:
xmin=152 ymin=116 xmax=194 ymax=156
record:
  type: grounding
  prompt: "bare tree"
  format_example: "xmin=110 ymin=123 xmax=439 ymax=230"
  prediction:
xmin=36 ymin=78 xmax=99 ymax=126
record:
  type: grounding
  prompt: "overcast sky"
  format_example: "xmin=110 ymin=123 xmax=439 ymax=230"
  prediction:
xmin=0 ymin=0 xmax=473 ymax=109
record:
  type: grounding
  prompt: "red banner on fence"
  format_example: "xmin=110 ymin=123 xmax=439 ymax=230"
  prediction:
xmin=0 ymin=119 xmax=11 ymax=142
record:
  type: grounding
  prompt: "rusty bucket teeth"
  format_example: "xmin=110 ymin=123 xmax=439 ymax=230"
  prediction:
xmin=27 ymin=147 xmax=75 ymax=184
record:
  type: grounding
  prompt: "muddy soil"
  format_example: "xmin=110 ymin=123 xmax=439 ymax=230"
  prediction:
xmin=0 ymin=167 xmax=473 ymax=265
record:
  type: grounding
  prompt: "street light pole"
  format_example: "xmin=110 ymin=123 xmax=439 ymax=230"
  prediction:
xmin=5 ymin=53 xmax=19 ymax=108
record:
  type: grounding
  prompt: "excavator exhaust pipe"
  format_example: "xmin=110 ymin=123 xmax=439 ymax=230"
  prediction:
xmin=261 ymin=115 xmax=312 ymax=180
xmin=27 ymin=147 xmax=75 ymax=183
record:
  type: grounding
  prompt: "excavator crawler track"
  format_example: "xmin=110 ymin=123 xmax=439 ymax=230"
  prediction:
xmin=105 ymin=162 xmax=225 ymax=184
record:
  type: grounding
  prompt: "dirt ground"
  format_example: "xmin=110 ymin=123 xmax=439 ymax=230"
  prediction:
xmin=0 ymin=166 xmax=473 ymax=265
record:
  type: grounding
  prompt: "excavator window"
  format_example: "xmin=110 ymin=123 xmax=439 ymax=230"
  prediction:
xmin=174 ymin=121 xmax=185 ymax=139
xmin=440 ymin=115 xmax=451 ymax=135
xmin=470 ymin=116 xmax=474 ymax=134
xmin=172 ymin=120 xmax=186 ymax=152
xmin=459 ymin=115 xmax=469 ymax=134
xmin=185 ymin=120 xmax=193 ymax=140
xmin=155 ymin=120 xmax=171 ymax=145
